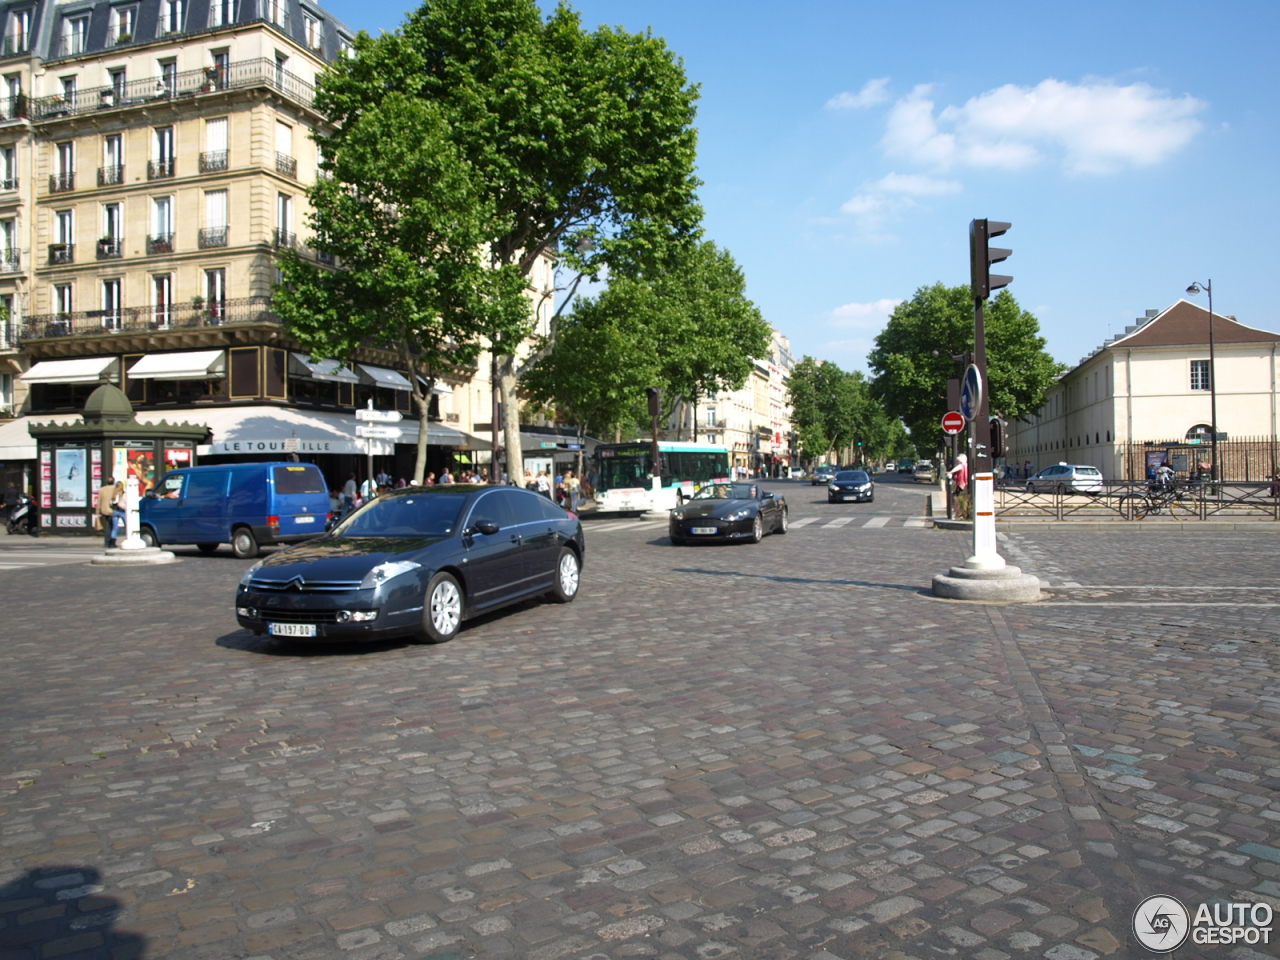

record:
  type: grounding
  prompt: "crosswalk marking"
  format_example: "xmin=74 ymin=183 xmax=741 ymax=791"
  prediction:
xmin=789 ymin=517 xmax=821 ymax=527
xmin=0 ymin=543 xmax=104 ymax=573
xmin=863 ymin=516 xmax=890 ymax=528
xmin=903 ymin=517 xmax=930 ymax=528
xmin=583 ymin=515 xmax=932 ymax=535
xmin=824 ymin=517 xmax=854 ymax=527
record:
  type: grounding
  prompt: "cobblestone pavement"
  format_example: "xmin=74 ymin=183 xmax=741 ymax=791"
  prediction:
xmin=1 ymin=479 xmax=1277 ymax=960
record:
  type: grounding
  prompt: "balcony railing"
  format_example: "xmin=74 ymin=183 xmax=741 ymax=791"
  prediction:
xmin=275 ymin=153 xmax=297 ymax=178
xmin=48 ymin=243 xmax=74 ymax=264
xmin=148 ymin=158 xmax=175 ymax=179
xmin=3 ymin=37 xmax=30 ymax=57
xmin=0 ymin=94 xmax=27 ymax=121
xmin=49 ymin=172 xmax=74 ymax=193
xmin=18 ymin=296 xmax=274 ymax=341
xmin=146 ymin=234 xmax=174 ymax=255
xmin=96 ymin=238 xmax=123 ymax=259
xmin=199 ymin=150 xmax=227 ymax=172
xmin=198 ymin=227 xmax=228 ymax=248
xmin=1 ymin=178 xmax=19 ymax=191
xmin=57 ymin=36 xmax=88 ymax=59
xmin=273 ymin=230 xmax=296 ymax=248
xmin=30 ymin=58 xmax=316 ymax=122
xmin=98 ymin=165 xmax=124 ymax=186
xmin=0 ymin=251 xmax=20 ymax=272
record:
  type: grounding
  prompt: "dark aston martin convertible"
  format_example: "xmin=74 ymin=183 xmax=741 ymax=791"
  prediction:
xmin=235 ymin=485 xmax=584 ymax=644
xmin=668 ymin=482 xmax=788 ymax=545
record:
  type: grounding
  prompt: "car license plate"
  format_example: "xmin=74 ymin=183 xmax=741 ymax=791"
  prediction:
xmin=294 ymin=515 xmax=315 ymax=524
xmin=268 ymin=622 xmax=316 ymax=637
xmin=691 ymin=526 xmax=717 ymax=535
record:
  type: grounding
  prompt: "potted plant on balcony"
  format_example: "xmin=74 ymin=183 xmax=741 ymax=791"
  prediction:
xmin=115 ymin=31 xmax=132 ymax=44
xmin=99 ymin=88 xmax=115 ymax=107
xmin=201 ymin=67 xmax=219 ymax=92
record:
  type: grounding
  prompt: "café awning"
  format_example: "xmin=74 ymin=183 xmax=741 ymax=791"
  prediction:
xmin=127 ymin=350 xmax=226 ymax=380
xmin=19 ymin=356 xmax=119 ymax=384
xmin=290 ymin=353 xmax=360 ymax=384
xmin=356 ymin=364 xmax=412 ymax=391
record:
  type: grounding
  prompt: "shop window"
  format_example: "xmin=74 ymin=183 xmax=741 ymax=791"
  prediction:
xmin=229 ymin=346 xmax=259 ymax=398
xmin=264 ymin=347 xmax=287 ymax=399
xmin=338 ymin=381 xmax=353 ymax=406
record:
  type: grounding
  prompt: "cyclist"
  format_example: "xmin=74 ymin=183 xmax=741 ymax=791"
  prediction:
xmin=1152 ymin=462 xmax=1175 ymax=492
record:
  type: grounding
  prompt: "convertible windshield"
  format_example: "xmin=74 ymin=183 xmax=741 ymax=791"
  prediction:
xmin=333 ymin=493 xmax=468 ymax=538
xmin=690 ymin=483 xmax=759 ymax=500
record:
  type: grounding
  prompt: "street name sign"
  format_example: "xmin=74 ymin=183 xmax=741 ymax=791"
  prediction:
xmin=356 ymin=425 xmax=402 ymax=439
xmin=941 ymin=411 xmax=965 ymax=435
xmin=356 ymin=409 xmax=403 ymax=423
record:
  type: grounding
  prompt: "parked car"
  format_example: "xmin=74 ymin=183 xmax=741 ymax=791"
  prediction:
xmin=669 ymin=482 xmax=787 ymax=544
xmin=913 ymin=461 xmax=935 ymax=482
xmin=827 ymin=470 xmax=874 ymax=504
xmin=811 ymin=465 xmax=836 ymax=486
xmin=236 ymin=484 xmax=584 ymax=643
xmin=1025 ymin=463 xmax=1104 ymax=494
xmin=141 ymin=462 xmax=331 ymax=559
xmin=898 ymin=459 xmax=915 ymax=474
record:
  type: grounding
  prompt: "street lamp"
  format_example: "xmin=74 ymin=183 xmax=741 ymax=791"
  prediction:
xmin=1185 ymin=280 xmax=1218 ymax=485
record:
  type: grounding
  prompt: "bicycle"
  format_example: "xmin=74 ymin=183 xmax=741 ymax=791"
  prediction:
xmin=1118 ymin=481 xmax=1198 ymax=520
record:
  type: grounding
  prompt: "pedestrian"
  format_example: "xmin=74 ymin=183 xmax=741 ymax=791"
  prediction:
xmin=564 ymin=470 xmax=581 ymax=513
xmin=535 ymin=470 xmax=551 ymax=498
xmin=1022 ymin=460 xmax=1031 ymax=480
xmin=360 ymin=475 xmax=375 ymax=499
xmin=523 ymin=467 xmax=534 ymax=489
xmin=440 ymin=467 xmax=454 ymax=484
xmin=109 ymin=479 xmax=127 ymax=547
xmin=376 ymin=468 xmax=390 ymax=487
xmin=424 ymin=472 xmax=435 ymax=485
xmin=343 ymin=473 xmax=358 ymax=502
xmin=97 ymin=475 xmax=116 ymax=547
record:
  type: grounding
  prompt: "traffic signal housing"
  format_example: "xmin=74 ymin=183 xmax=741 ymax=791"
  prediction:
xmin=989 ymin=416 xmax=1006 ymax=459
xmin=969 ymin=219 xmax=1012 ymax=300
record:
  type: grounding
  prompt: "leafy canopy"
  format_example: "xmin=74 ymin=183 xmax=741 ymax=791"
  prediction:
xmin=867 ymin=284 xmax=1063 ymax=451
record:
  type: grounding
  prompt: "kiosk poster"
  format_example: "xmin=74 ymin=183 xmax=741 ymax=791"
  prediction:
xmin=55 ymin=448 xmax=87 ymax=508
xmin=40 ymin=450 xmax=52 ymax=508
xmin=113 ymin=445 xmax=156 ymax=493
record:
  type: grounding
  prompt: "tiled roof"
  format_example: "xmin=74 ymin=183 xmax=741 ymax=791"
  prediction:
xmin=1113 ymin=300 xmax=1280 ymax=348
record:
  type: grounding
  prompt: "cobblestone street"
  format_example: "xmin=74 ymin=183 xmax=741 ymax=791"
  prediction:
xmin=1 ymin=478 xmax=1278 ymax=960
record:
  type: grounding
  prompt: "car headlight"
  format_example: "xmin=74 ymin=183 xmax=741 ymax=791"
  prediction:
xmin=238 ymin=560 xmax=264 ymax=587
xmin=725 ymin=509 xmax=752 ymax=521
xmin=360 ymin=560 xmax=422 ymax=590
xmin=828 ymin=483 xmax=838 ymax=491
xmin=857 ymin=484 xmax=871 ymax=491
xmin=672 ymin=510 xmax=684 ymax=520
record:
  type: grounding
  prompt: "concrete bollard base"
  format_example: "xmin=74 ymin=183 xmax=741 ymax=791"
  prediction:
xmin=91 ymin=547 xmax=179 ymax=566
xmin=931 ymin=563 xmax=1041 ymax=602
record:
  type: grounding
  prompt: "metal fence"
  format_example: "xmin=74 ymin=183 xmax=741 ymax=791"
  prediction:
xmin=1122 ymin=437 xmax=1280 ymax=482
xmin=995 ymin=478 xmax=1280 ymax=521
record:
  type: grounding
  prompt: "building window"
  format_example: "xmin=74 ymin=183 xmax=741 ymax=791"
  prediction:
xmin=149 ymin=197 xmax=173 ymax=254
xmin=0 ymin=218 xmax=16 ymax=271
xmin=102 ymin=279 xmax=121 ymax=330
xmin=153 ymin=274 xmax=172 ymax=327
xmin=60 ymin=76 xmax=77 ymax=106
xmin=51 ymin=209 xmax=74 ymax=263
xmin=1191 ymin=359 xmax=1211 ymax=391
xmin=209 ymin=51 xmax=229 ymax=87
xmin=275 ymin=120 xmax=295 ymax=178
xmin=0 ymin=145 xmax=14 ymax=189
xmin=200 ymin=190 xmax=228 ymax=247
xmin=6 ymin=9 xmax=32 ymax=54
xmin=55 ymin=283 xmax=73 ymax=316
xmin=100 ymin=134 xmax=123 ymax=186
xmin=201 ymin=117 xmax=228 ymax=171
xmin=62 ymin=15 xmax=89 ymax=56
xmin=99 ymin=203 xmax=122 ymax=258
xmin=1186 ymin=424 xmax=1213 ymax=443
xmin=50 ymin=141 xmax=74 ymax=192
xmin=162 ymin=0 xmax=185 ymax=34
xmin=304 ymin=13 xmax=322 ymax=50
xmin=206 ymin=268 xmax=226 ymax=323
xmin=706 ymin=408 xmax=716 ymax=427
xmin=112 ymin=6 xmax=136 ymax=43
xmin=150 ymin=126 xmax=175 ymax=179
xmin=337 ymin=35 xmax=352 ymax=57
xmin=265 ymin=0 xmax=285 ymax=26
xmin=274 ymin=193 xmax=293 ymax=247
xmin=208 ymin=0 xmax=234 ymax=27
xmin=158 ymin=61 xmax=177 ymax=97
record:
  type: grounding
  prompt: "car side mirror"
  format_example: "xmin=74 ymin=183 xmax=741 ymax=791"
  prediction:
xmin=471 ymin=520 xmax=500 ymax=536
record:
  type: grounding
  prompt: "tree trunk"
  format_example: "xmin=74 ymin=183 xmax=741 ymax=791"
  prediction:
xmin=498 ymin=354 xmax=523 ymax=487
xmin=412 ymin=383 xmax=431 ymax=485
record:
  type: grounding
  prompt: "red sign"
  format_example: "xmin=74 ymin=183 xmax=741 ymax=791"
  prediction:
xmin=941 ymin=411 xmax=965 ymax=435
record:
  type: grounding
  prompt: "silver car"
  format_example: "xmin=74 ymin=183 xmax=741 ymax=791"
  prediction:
xmin=1026 ymin=463 xmax=1104 ymax=494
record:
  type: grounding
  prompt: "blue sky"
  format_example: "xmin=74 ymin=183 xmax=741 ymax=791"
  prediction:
xmin=320 ymin=0 xmax=1280 ymax=374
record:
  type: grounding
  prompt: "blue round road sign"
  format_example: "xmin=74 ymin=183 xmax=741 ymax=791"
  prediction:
xmin=960 ymin=364 xmax=982 ymax=421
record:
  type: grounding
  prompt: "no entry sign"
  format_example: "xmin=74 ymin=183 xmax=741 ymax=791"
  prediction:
xmin=941 ymin=411 xmax=965 ymax=435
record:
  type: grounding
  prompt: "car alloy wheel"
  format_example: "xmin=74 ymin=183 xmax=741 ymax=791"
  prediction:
xmin=231 ymin=528 xmax=258 ymax=559
xmin=420 ymin=572 xmax=462 ymax=643
xmin=777 ymin=508 xmax=788 ymax=534
xmin=550 ymin=548 xmax=580 ymax=602
xmin=749 ymin=515 xmax=763 ymax=543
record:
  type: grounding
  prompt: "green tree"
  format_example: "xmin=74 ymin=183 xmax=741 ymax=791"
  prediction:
xmin=524 ymin=240 xmax=770 ymax=440
xmin=868 ymin=283 xmax=1062 ymax=452
xmin=317 ymin=0 xmax=703 ymax=481
xmin=787 ymin=358 xmax=892 ymax=463
xmin=274 ymin=92 xmax=527 ymax=483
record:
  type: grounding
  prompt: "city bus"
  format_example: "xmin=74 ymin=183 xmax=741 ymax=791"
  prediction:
xmin=593 ymin=441 xmax=733 ymax=512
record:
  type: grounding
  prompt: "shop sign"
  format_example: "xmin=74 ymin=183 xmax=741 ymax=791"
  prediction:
xmin=208 ymin=439 xmax=364 ymax=454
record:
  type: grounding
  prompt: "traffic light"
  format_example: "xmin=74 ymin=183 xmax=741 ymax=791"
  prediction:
xmin=969 ymin=219 xmax=1012 ymax=300
xmin=989 ymin=416 xmax=1005 ymax=458
xmin=646 ymin=386 xmax=661 ymax=418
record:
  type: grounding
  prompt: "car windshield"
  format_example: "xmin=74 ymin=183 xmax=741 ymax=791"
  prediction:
xmin=690 ymin=483 xmax=758 ymax=500
xmin=835 ymin=471 xmax=867 ymax=481
xmin=333 ymin=492 xmax=468 ymax=538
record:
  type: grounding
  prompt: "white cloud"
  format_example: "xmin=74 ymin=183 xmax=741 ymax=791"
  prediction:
xmin=881 ymin=78 xmax=1205 ymax=175
xmin=826 ymin=78 xmax=890 ymax=110
xmin=829 ymin=298 xmax=903 ymax=330
xmin=840 ymin=171 xmax=962 ymax=233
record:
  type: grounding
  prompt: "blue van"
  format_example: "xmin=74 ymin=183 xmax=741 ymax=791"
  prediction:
xmin=140 ymin=462 xmax=331 ymax=558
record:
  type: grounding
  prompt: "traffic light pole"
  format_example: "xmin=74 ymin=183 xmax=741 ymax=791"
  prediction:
xmin=968 ymin=295 xmax=1002 ymax=570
